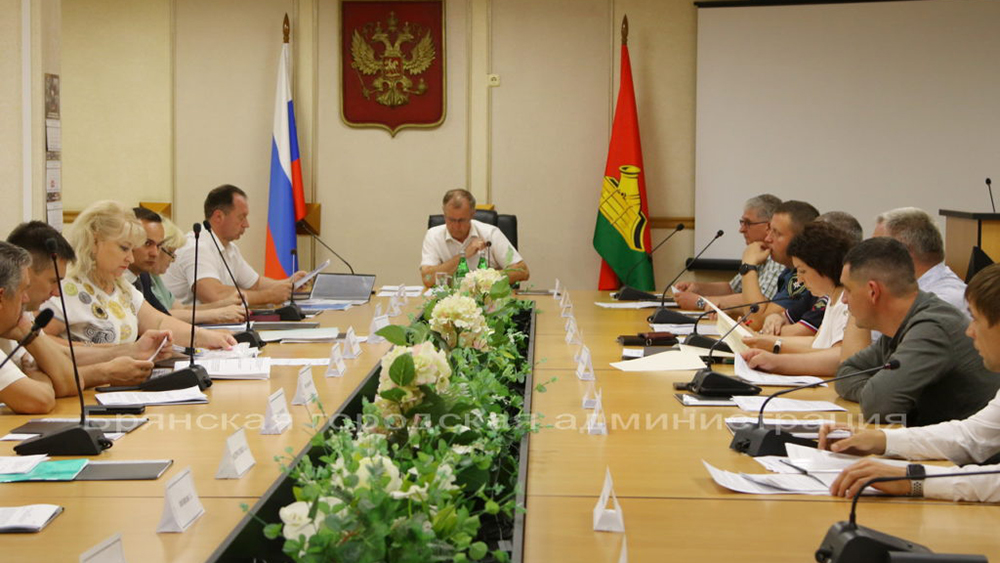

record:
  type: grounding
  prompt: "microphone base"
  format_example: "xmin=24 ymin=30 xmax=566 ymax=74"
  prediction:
xmin=614 ymin=286 xmax=660 ymax=301
xmin=14 ymin=424 xmax=112 ymax=456
xmin=683 ymin=369 xmax=761 ymax=397
xmin=684 ymin=333 xmax=733 ymax=354
xmin=96 ymin=364 xmax=212 ymax=393
xmin=276 ymin=303 xmax=304 ymax=321
xmin=729 ymin=426 xmax=817 ymax=457
xmin=816 ymin=521 xmax=934 ymax=563
xmin=648 ymin=308 xmax=696 ymax=324
xmin=234 ymin=329 xmax=266 ymax=349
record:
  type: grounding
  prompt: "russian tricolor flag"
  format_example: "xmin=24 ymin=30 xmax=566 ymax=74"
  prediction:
xmin=265 ymin=41 xmax=307 ymax=279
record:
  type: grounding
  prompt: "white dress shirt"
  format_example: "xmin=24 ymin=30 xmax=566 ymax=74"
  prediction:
xmin=918 ymin=262 xmax=969 ymax=320
xmin=420 ymin=220 xmax=523 ymax=270
xmin=812 ymin=288 xmax=848 ymax=349
xmin=884 ymin=388 xmax=1000 ymax=501
xmin=0 ymin=339 xmax=27 ymax=393
xmin=162 ymin=230 xmax=259 ymax=305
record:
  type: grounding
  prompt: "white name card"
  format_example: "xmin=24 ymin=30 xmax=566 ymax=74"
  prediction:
xmin=582 ymin=386 xmax=601 ymax=410
xmin=586 ymin=392 xmax=608 ymax=435
xmin=367 ymin=315 xmax=390 ymax=344
xmin=565 ymin=318 xmax=582 ymax=345
xmin=373 ymin=303 xmax=383 ymax=318
xmin=79 ymin=532 xmax=127 ymax=563
xmin=326 ymin=343 xmax=347 ymax=378
xmin=261 ymin=388 xmax=292 ymax=435
xmin=576 ymin=346 xmax=595 ymax=381
xmin=561 ymin=302 xmax=574 ymax=318
xmin=215 ymin=427 xmax=255 ymax=479
xmin=292 ymin=365 xmax=319 ymax=404
xmin=344 ymin=326 xmax=362 ymax=358
xmin=157 ymin=467 xmax=205 ymax=533
xmin=553 ymin=278 xmax=563 ymax=298
xmin=559 ymin=288 xmax=570 ymax=308
xmin=593 ymin=467 xmax=624 ymax=532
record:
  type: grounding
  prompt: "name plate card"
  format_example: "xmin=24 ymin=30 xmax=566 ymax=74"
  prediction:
xmin=325 ymin=343 xmax=347 ymax=378
xmin=292 ymin=365 xmax=319 ymax=404
xmin=553 ymin=278 xmax=563 ymax=298
xmin=261 ymin=388 xmax=292 ymax=435
xmin=388 ymin=295 xmax=402 ymax=317
xmin=344 ymin=326 xmax=362 ymax=358
xmin=367 ymin=315 xmax=390 ymax=344
xmin=586 ymin=391 xmax=607 ymax=435
xmin=565 ymin=318 xmax=582 ymax=345
xmin=79 ymin=533 xmax=127 ymax=563
xmin=582 ymin=386 xmax=601 ymax=410
xmin=576 ymin=346 xmax=595 ymax=381
xmin=157 ymin=467 xmax=205 ymax=533
xmin=215 ymin=427 xmax=255 ymax=479
xmin=592 ymin=467 xmax=625 ymax=532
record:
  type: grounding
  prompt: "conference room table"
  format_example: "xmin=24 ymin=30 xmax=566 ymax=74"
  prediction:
xmin=0 ymin=289 xmax=996 ymax=562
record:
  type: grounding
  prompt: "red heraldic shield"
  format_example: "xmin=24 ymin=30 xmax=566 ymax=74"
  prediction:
xmin=341 ymin=1 xmax=446 ymax=136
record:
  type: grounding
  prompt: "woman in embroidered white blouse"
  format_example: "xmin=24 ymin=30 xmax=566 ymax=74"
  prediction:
xmin=41 ymin=201 xmax=236 ymax=350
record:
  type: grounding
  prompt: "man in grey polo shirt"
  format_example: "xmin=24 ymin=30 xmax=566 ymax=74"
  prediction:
xmin=835 ymin=237 xmax=999 ymax=427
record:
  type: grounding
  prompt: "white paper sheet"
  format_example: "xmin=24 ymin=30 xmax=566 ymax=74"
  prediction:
xmin=267 ymin=358 xmax=331 ymax=366
xmin=610 ymin=349 xmax=707 ymax=372
xmin=293 ymin=259 xmax=332 ymax=290
xmin=733 ymin=396 xmax=847 ymax=413
xmin=96 ymin=386 xmax=208 ymax=406
xmin=594 ymin=301 xmax=670 ymax=309
xmin=258 ymin=327 xmax=339 ymax=343
xmin=733 ymin=354 xmax=826 ymax=387
xmin=174 ymin=357 xmax=270 ymax=379
xmin=0 ymin=455 xmax=47 ymax=475
xmin=649 ymin=324 xmax=720 ymax=336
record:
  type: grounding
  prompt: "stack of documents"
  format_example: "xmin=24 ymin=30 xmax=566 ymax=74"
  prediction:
xmin=0 ymin=459 xmax=88 ymax=483
xmin=259 ymin=327 xmax=339 ymax=343
xmin=733 ymin=354 xmax=826 ymax=387
xmin=649 ymin=323 xmax=719 ymax=336
xmin=595 ymin=301 xmax=670 ymax=309
xmin=0 ymin=504 xmax=64 ymax=532
xmin=96 ymin=386 xmax=208 ymax=406
xmin=174 ymin=357 xmax=270 ymax=380
xmin=610 ymin=349 xmax=707 ymax=372
xmin=733 ymin=395 xmax=846 ymax=413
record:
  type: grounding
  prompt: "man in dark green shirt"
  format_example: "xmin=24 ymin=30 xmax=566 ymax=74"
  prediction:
xmin=835 ymin=237 xmax=999 ymax=426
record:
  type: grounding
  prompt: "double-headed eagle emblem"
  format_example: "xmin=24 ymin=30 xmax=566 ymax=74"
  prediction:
xmin=350 ymin=11 xmax=436 ymax=108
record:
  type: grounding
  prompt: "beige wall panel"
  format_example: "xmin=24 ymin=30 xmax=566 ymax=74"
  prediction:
xmin=314 ymin=0 xmax=468 ymax=284
xmin=0 ymin=1 xmax=23 ymax=233
xmin=61 ymin=0 xmax=171 ymax=213
xmin=490 ymin=0 xmax=611 ymax=289
xmin=174 ymin=0 xmax=296 ymax=273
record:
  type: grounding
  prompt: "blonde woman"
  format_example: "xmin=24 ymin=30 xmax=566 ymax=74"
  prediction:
xmin=41 ymin=201 xmax=235 ymax=350
xmin=154 ymin=217 xmax=245 ymax=324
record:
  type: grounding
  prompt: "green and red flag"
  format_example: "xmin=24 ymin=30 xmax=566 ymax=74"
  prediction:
xmin=593 ymin=17 xmax=654 ymax=291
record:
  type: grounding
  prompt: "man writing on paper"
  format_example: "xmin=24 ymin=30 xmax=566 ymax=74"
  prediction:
xmin=419 ymin=189 xmax=529 ymax=287
xmin=821 ymin=264 xmax=1000 ymax=502
xmin=833 ymin=237 xmax=998 ymax=427
xmin=673 ymin=194 xmax=785 ymax=310
xmin=164 ymin=184 xmax=306 ymax=306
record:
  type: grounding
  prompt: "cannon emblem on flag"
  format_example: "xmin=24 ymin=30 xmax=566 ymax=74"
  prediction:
xmin=598 ymin=165 xmax=648 ymax=252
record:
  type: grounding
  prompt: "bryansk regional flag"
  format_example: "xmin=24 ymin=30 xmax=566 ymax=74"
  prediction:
xmin=265 ymin=41 xmax=307 ymax=279
xmin=592 ymin=31 xmax=654 ymax=291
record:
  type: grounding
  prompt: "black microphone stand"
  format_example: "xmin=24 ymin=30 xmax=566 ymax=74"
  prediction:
xmin=648 ymin=229 xmax=725 ymax=324
xmin=15 ymin=240 xmax=112 ymax=456
xmin=614 ymin=223 xmax=684 ymax=301
xmin=730 ymin=360 xmax=901 ymax=457
xmin=274 ymin=248 xmax=304 ymax=321
xmin=297 ymin=219 xmax=356 ymax=275
xmin=201 ymin=221 xmax=265 ymax=349
xmin=678 ymin=307 xmax=762 ymax=397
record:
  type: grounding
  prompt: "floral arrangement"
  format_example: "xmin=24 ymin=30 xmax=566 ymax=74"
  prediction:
xmin=268 ymin=272 xmax=538 ymax=562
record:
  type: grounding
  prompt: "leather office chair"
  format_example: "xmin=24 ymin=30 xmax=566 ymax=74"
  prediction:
xmin=427 ymin=209 xmax=519 ymax=250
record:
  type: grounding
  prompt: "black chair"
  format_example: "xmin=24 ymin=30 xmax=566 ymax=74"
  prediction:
xmin=428 ymin=210 xmax=518 ymax=250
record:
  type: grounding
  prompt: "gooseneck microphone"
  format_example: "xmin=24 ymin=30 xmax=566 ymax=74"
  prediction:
xmin=649 ymin=229 xmax=725 ymax=325
xmin=201 ymin=221 xmax=265 ymax=349
xmin=677 ymin=307 xmax=763 ymax=398
xmin=988 ymin=177 xmax=996 ymax=213
xmin=729 ymin=359 xmax=901 ymax=457
xmin=684 ymin=297 xmax=778 ymax=353
xmin=275 ymin=249 xmax=304 ymax=322
xmin=0 ymin=310 xmax=54 ymax=372
xmin=297 ymin=219 xmax=355 ymax=275
xmin=614 ymin=223 xmax=684 ymax=301
xmin=815 ymin=468 xmax=997 ymax=562
xmin=15 ymin=240 xmax=111 ymax=456
xmin=706 ymin=305 xmax=758 ymax=366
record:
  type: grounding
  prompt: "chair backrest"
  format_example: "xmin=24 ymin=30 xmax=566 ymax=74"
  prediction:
xmin=427 ymin=210 xmax=518 ymax=250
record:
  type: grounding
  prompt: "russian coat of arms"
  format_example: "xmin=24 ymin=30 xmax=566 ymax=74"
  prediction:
xmin=341 ymin=1 xmax=445 ymax=136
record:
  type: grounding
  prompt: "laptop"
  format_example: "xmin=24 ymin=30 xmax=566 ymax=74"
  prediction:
xmin=309 ymin=273 xmax=376 ymax=303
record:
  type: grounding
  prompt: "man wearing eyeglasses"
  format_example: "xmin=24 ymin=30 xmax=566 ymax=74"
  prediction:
xmin=674 ymin=194 xmax=785 ymax=310
xmin=128 ymin=207 xmax=172 ymax=314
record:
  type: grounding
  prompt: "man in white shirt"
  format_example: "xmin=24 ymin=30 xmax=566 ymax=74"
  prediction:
xmin=164 ymin=184 xmax=305 ymax=305
xmin=820 ymin=263 xmax=1000 ymax=502
xmin=873 ymin=206 xmax=969 ymax=319
xmin=419 ymin=189 xmax=529 ymax=287
xmin=0 ymin=242 xmax=58 ymax=414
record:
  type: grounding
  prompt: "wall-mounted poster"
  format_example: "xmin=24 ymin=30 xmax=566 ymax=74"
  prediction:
xmin=340 ymin=1 xmax=445 ymax=137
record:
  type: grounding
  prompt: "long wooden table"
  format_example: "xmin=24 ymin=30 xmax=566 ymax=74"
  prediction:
xmin=2 ymin=289 xmax=998 ymax=561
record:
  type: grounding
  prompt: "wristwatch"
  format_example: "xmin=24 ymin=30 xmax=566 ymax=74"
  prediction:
xmin=772 ymin=339 xmax=783 ymax=354
xmin=906 ymin=464 xmax=926 ymax=497
xmin=695 ymin=297 xmax=706 ymax=310
xmin=739 ymin=263 xmax=759 ymax=276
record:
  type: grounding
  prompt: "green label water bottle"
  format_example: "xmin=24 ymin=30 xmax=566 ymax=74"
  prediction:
xmin=477 ymin=255 xmax=488 ymax=269
xmin=456 ymin=256 xmax=470 ymax=280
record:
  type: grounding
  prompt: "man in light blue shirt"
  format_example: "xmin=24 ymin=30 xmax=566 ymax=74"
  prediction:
xmin=874 ymin=207 xmax=969 ymax=320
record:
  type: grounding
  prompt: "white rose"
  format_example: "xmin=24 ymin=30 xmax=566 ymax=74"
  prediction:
xmin=280 ymin=501 xmax=321 ymax=541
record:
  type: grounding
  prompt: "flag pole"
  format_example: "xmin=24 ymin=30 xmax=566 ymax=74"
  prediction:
xmin=622 ymin=15 xmax=628 ymax=45
xmin=283 ymin=13 xmax=290 ymax=44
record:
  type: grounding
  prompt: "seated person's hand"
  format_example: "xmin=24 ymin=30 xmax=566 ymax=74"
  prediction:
xmin=673 ymin=281 xmax=695 ymax=293
xmin=818 ymin=425 xmax=887 ymax=456
xmin=759 ymin=313 xmax=787 ymax=335
xmin=829 ymin=459 xmax=909 ymax=498
xmin=134 ymin=330 xmax=174 ymax=362
xmin=215 ymin=304 xmax=247 ymax=324
xmin=742 ymin=334 xmax=777 ymax=351
xmin=673 ymin=292 xmax=702 ymax=311
xmin=2 ymin=312 xmax=34 ymax=341
xmin=463 ymin=237 xmax=488 ymax=260
xmin=103 ymin=357 xmax=154 ymax=386
xmin=196 ymin=329 xmax=237 ymax=350
xmin=741 ymin=349 xmax=779 ymax=372
xmin=291 ymin=270 xmax=308 ymax=283
xmin=742 ymin=242 xmax=770 ymax=267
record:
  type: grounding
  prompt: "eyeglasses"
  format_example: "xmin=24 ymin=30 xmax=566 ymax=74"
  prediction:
xmin=738 ymin=219 xmax=770 ymax=228
xmin=159 ymin=246 xmax=176 ymax=260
